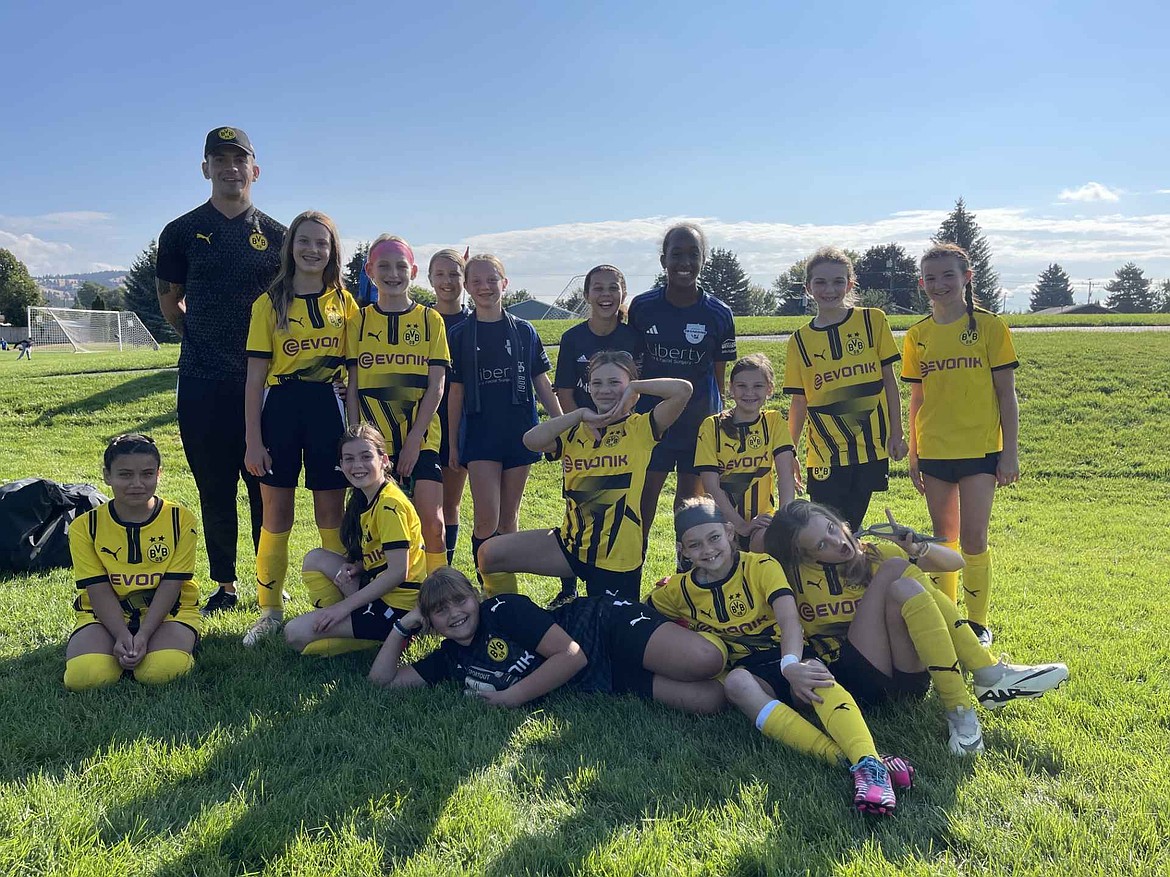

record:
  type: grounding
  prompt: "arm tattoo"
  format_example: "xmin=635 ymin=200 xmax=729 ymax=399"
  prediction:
xmin=156 ymin=280 xmax=186 ymax=335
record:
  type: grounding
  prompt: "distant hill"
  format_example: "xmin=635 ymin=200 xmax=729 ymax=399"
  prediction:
xmin=36 ymin=270 xmax=126 ymax=289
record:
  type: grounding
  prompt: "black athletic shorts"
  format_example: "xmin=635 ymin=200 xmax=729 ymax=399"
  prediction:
xmin=261 ymin=381 xmax=348 ymax=490
xmin=734 ymin=650 xmax=795 ymax=706
xmin=555 ymin=531 xmax=643 ymax=602
xmin=393 ymin=449 xmax=443 ymax=484
xmin=807 ymin=458 xmax=889 ymax=507
xmin=349 ymin=598 xmax=410 ymax=641
xmin=602 ymin=599 xmax=669 ymax=698
xmin=918 ymin=453 xmax=1000 ymax=484
xmin=648 ymin=434 xmax=699 ymax=475
xmin=826 ymin=639 xmax=930 ymax=707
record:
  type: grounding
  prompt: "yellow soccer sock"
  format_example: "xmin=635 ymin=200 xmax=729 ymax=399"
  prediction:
xmin=929 ymin=585 xmax=996 ymax=672
xmin=133 ymin=649 xmax=194 ymax=685
xmin=256 ymin=528 xmax=291 ymax=611
xmin=319 ymin=527 xmax=345 ymax=555
xmin=303 ymin=570 xmax=343 ymax=608
xmin=758 ymin=700 xmax=846 ymax=767
xmin=482 ymin=571 xmax=518 ymax=596
xmin=426 ymin=551 xmax=447 ymax=573
xmin=812 ymin=682 xmax=879 ymax=765
xmin=961 ymin=549 xmax=992 ymax=627
xmin=301 ymin=638 xmax=382 ymax=657
xmin=933 ymin=541 xmax=960 ymax=602
xmin=901 ymin=590 xmax=974 ymax=711
xmin=63 ymin=653 xmax=123 ymax=691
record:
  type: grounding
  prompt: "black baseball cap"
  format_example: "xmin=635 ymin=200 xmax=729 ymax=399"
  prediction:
xmin=204 ymin=127 xmax=255 ymax=157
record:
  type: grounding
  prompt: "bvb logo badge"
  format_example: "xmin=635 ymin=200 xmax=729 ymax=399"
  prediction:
xmin=249 ymin=232 xmax=269 ymax=251
xmin=729 ymin=597 xmax=748 ymax=617
xmin=747 ymin=434 xmax=763 ymax=449
xmin=604 ymin=431 xmax=622 ymax=447
xmin=960 ymin=328 xmax=979 ymax=346
xmin=403 ymin=326 xmax=421 ymax=346
xmin=846 ymin=334 xmax=865 ymax=356
xmin=327 ymin=308 xmax=343 ymax=328
xmin=486 ymin=637 xmax=509 ymax=662
xmin=148 ymin=541 xmax=170 ymax=563
xmin=811 ymin=466 xmax=831 ymax=482
xmin=218 ymin=128 xmax=237 ymax=141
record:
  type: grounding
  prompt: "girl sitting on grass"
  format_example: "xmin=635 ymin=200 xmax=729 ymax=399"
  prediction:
xmin=65 ymin=434 xmax=201 ymax=690
xmin=369 ymin=567 xmax=726 ymax=714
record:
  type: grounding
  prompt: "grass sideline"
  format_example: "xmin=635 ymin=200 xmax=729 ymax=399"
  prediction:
xmin=1 ymin=334 xmax=1168 ymax=875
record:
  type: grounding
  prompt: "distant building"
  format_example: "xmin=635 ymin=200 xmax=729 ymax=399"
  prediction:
xmin=1032 ymin=304 xmax=1115 ymax=315
xmin=504 ymin=300 xmax=579 ymax=321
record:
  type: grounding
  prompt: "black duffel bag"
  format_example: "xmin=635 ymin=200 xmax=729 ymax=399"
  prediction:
xmin=0 ymin=478 xmax=107 ymax=573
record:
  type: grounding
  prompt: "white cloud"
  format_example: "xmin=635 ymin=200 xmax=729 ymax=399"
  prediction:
xmin=1156 ymin=189 xmax=1170 ymax=195
xmin=1057 ymin=182 xmax=1121 ymax=203
xmin=0 ymin=230 xmax=76 ymax=275
xmin=0 ymin=211 xmax=115 ymax=231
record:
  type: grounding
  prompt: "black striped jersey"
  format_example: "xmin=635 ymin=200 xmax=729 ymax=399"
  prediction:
xmin=348 ymin=302 xmax=451 ymax=456
xmin=647 ymin=552 xmax=792 ymax=666
xmin=791 ymin=541 xmax=929 ymax=663
xmin=357 ymin=480 xmax=426 ymax=612
xmin=246 ymin=286 xmax=358 ymax=385
xmin=695 ymin=409 xmax=794 ymax=521
xmin=901 ymin=308 xmax=1018 ymax=459
xmin=783 ymin=308 xmax=900 ymax=469
xmin=68 ymin=498 xmax=200 ymax=618
xmin=550 ymin=411 xmax=660 ymax=572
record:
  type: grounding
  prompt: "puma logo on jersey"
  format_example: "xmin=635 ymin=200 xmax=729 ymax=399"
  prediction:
xmin=488 ymin=598 xmax=505 ymax=612
xmin=813 ymin=351 xmax=826 ymax=360
xmin=287 ymin=317 xmax=304 ymax=327
xmin=195 ymin=232 xmax=213 ymax=245
xmin=629 ymin=613 xmax=652 ymax=626
xmin=100 ymin=546 xmax=122 ymax=560
xmin=366 ymin=330 xmax=382 ymax=342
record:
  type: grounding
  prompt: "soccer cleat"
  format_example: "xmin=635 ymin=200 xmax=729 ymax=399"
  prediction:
xmin=945 ymin=705 xmax=985 ymax=756
xmin=963 ymin=619 xmax=994 ymax=648
xmin=880 ymin=755 xmax=916 ymax=790
xmin=546 ymin=582 xmax=578 ymax=611
xmin=200 ymin=587 xmax=238 ymax=616
xmin=242 ymin=615 xmax=283 ymax=647
xmin=850 ymin=755 xmax=897 ymax=815
xmin=973 ymin=658 xmax=1069 ymax=710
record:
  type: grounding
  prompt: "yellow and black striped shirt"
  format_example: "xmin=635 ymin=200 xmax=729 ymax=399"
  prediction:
xmin=357 ymin=480 xmax=426 ymax=613
xmin=695 ymin=409 xmax=794 ymax=521
xmin=245 ymin=286 xmax=358 ymax=385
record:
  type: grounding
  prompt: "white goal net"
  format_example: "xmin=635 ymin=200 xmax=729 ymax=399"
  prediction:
xmin=26 ymin=307 xmax=160 ymax=353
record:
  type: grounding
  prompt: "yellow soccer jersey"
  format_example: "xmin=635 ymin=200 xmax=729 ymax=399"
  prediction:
xmin=349 ymin=302 xmax=451 ymax=456
xmin=783 ymin=308 xmax=900 ymax=468
xmin=695 ymin=409 xmax=794 ymax=521
xmin=246 ymin=286 xmax=358 ymax=385
xmin=551 ymin=411 xmax=660 ymax=573
xmin=793 ymin=540 xmax=930 ymax=663
xmin=901 ymin=308 xmax=1018 ymax=460
xmin=358 ymin=480 xmax=426 ymax=612
xmin=68 ymin=498 xmax=200 ymax=625
xmin=647 ymin=552 xmax=793 ymax=666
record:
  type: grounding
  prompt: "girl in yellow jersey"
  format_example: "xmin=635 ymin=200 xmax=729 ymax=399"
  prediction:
xmin=284 ymin=424 xmax=427 ymax=657
xmin=784 ymin=247 xmax=906 ymax=532
xmin=243 ymin=210 xmax=359 ymax=646
xmin=903 ymin=243 xmax=1020 ymax=644
xmin=649 ymin=497 xmax=911 ymax=816
xmin=347 ymin=236 xmax=451 ymax=577
xmin=478 ymin=350 xmax=692 ymax=602
xmin=765 ymin=500 xmax=1067 ymax=756
xmin=696 ymin=353 xmax=795 ymax=553
xmin=65 ymin=435 xmax=202 ymax=690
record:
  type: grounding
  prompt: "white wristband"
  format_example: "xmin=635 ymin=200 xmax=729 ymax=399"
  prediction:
xmin=780 ymin=653 xmax=800 ymax=672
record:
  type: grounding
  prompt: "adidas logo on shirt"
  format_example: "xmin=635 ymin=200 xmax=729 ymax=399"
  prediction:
xmin=646 ymin=325 xmax=660 ymax=335
xmin=577 ymin=355 xmax=588 ymax=362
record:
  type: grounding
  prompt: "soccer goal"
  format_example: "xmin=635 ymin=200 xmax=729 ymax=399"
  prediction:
xmin=26 ymin=307 xmax=160 ymax=353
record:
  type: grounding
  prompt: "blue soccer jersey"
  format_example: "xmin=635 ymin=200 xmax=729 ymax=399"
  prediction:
xmin=627 ymin=287 xmax=737 ymax=447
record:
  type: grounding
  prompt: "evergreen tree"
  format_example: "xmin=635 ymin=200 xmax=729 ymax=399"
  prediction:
xmin=409 ymin=285 xmax=436 ymax=307
xmin=700 ymin=248 xmax=751 ymax=314
xmin=0 ymin=248 xmax=43 ymax=327
xmin=855 ymin=244 xmax=919 ymax=311
xmin=651 ymin=269 xmax=667 ymax=288
xmin=76 ymin=280 xmax=106 ymax=309
xmin=344 ymin=241 xmax=370 ymax=296
xmin=1104 ymin=263 xmax=1156 ymax=313
xmin=935 ymin=198 xmax=1001 ymax=312
xmin=502 ymin=288 xmax=533 ymax=309
xmin=554 ymin=285 xmax=586 ymax=315
xmin=1029 ymin=263 xmax=1075 ymax=311
xmin=122 ymin=240 xmax=177 ymax=342
xmin=91 ymin=293 xmax=107 ymax=311
xmin=772 ymin=259 xmax=809 ymax=315
xmin=741 ymin=284 xmax=777 ymax=316
xmin=1154 ymin=279 xmax=1170 ymax=314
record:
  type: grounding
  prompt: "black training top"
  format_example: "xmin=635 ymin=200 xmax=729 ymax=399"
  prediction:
xmin=157 ymin=201 xmax=286 ymax=381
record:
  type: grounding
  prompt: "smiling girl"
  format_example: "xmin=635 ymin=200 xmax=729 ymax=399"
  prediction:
xmin=242 ymin=211 xmax=358 ymax=645
xmin=283 ymin=424 xmax=426 ymax=657
xmin=65 ymin=435 xmax=202 ymax=690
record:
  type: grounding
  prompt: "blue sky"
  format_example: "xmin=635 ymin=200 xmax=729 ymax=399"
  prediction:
xmin=2 ymin=0 xmax=1168 ymax=309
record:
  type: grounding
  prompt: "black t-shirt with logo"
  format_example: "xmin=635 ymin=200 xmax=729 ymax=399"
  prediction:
xmin=448 ymin=317 xmax=551 ymax=414
xmin=157 ymin=201 xmax=286 ymax=381
xmin=412 ymin=593 xmax=617 ymax=693
xmin=553 ymin=321 xmax=642 ymax=410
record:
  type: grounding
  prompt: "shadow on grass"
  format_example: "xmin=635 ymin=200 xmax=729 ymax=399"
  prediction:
xmin=31 ymin=370 xmax=179 ymax=435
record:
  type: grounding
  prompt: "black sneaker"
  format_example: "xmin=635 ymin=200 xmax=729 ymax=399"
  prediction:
xmin=547 ymin=581 xmax=578 ymax=611
xmin=201 ymin=587 xmax=239 ymax=616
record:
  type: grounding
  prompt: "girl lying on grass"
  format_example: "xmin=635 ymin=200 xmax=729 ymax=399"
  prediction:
xmin=368 ymin=567 xmax=727 ymax=714
xmin=283 ymin=424 xmax=426 ymax=657
xmin=764 ymin=500 xmax=1068 ymax=757
xmin=648 ymin=497 xmax=912 ymax=816
xmin=65 ymin=434 xmax=202 ymax=690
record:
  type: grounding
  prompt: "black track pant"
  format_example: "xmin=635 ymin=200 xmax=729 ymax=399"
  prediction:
xmin=177 ymin=375 xmax=262 ymax=583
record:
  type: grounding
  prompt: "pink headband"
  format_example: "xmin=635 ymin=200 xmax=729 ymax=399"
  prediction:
xmin=367 ymin=238 xmax=415 ymax=269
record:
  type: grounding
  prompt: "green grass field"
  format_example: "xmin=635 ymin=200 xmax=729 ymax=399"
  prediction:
xmin=1 ymin=333 xmax=1168 ymax=876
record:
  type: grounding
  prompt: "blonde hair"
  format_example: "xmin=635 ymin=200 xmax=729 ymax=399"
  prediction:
xmin=428 ymin=248 xmax=466 ymax=275
xmin=921 ymin=242 xmax=976 ymax=331
xmin=764 ymin=500 xmax=883 ymax=592
xmin=466 ymin=253 xmax=507 ymax=278
xmin=266 ymin=211 xmax=345 ymax=332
